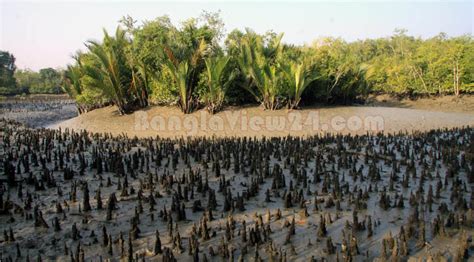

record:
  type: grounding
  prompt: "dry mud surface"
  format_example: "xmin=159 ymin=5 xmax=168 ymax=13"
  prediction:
xmin=367 ymin=94 xmax=474 ymax=114
xmin=49 ymin=105 xmax=474 ymax=138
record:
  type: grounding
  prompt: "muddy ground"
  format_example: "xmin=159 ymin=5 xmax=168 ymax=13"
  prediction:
xmin=49 ymin=104 xmax=474 ymax=139
xmin=0 ymin=95 xmax=77 ymax=128
xmin=0 ymin=120 xmax=473 ymax=261
xmin=0 ymin=95 xmax=473 ymax=261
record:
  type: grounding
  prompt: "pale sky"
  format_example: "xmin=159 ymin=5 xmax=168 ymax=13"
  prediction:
xmin=1 ymin=0 xmax=472 ymax=71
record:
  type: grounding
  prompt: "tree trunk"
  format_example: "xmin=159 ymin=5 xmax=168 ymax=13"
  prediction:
xmin=453 ymin=61 xmax=460 ymax=96
xmin=456 ymin=61 xmax=460 ymax=96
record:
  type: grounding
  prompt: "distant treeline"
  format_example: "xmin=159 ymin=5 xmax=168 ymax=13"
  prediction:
xmin=2 ymin=12 xmax=473 ymax=113
xmin=0 ymin=51 xmax=64 ymax=95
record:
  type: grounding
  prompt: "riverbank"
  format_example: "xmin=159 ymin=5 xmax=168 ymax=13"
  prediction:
xmin=366 ymin=94 xmax=474 ymax=114
xmin=49 ymin=104 xmax=474 ymax=138
xmin=0 ymin=95 xmax=77 ymax=127
xmin=2 ymin=94 xmax=472 ymax=135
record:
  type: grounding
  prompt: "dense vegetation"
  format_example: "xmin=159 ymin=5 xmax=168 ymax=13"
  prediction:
xmin=0 ymin=51 xmax=64 ymax=95
xmin=0 ymin=51 xmax=18 ymax=95
xmin=3 ymin=13 xmax=473 ymax=112
xmin=15 ymin=68 xmax=63 ymax=94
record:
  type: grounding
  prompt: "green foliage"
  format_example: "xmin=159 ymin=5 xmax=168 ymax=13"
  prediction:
xmin=304 ymin=38 xmax=371 ymax=103
xmin=223 ymin=29 xmax=258 ymax=105
xmin=237 ymin=30 xmax=287 ymax=110
xmin=15 ymin=68 xmax=63 ymax=94
xmin=0 ymin=51 xmax=19 ymax=95
xmin=200 ymin=56 xmax=234 ymax=113
xmin=1 ymin=52 xmax=63 ymax=95
xmin=363 ymin=31 xmax=474 ymax=96
xmin=163 ymin=39 xmax=207 ymax=114
xmin=128 ymin=12 xmax=223 ymax=113
xmin=83 ymin=28 xmax=134 ymax=114
xmin=61 ymin=13 xmax=473 ymax=114
xmin=148 ymin=67 xmax=177 ymax=105
xmin=282 ymin=59 xmax=318 ymax=109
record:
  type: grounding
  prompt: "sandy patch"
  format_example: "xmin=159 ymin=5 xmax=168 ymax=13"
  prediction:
xmin=49 ymin=105 xmax=474 ymax=138
xmin=366 ymin=94 xmax=474 ymax=114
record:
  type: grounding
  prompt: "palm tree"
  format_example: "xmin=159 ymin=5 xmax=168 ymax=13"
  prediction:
xmin=339 ymin=63 xmax=372 ymax=103
xmin=202 ymin=56 xmax=233 ymax=114
xmin=283 ymin=60 xmax=318 ymax=109
xmin=163 ymin=40 xmax=207 ymax=114
xmin=63 ymin=64 xmax=84 ymax=113
xmin=84 ymin=28 xmax=133 ymax=114
xmin=129 ymin=59 xmax=150 ymax=108
xmin=63 ymin=59 xmax=82 ymax=99
xmin=238 ymin=31 xmax=285 ymax=110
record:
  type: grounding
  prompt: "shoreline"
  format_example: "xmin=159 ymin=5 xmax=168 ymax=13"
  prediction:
xmin=366 ymin=94 xmax=474 ymax=114
xmin=1 ymin=94 xmax=473 ymax=135
xmin=49 ymin=104 xmax=474 ymax=139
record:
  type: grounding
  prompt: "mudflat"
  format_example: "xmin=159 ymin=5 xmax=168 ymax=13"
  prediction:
xmin=49 ymin=104 xmax=474 ymax=138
